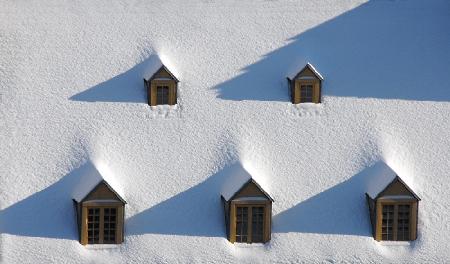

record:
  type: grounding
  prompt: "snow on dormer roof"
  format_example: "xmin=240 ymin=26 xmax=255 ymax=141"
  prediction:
xmin=72 ymin=160 xmax=126 ymax=203
xmin=220 ymin=162 xmax=273 ymax=202
xmin=287 ymin=62 xmax=323 ymax=81
xmin=143 ymin=54 xmax=179 ymax=82
xmin=365 ymin=161 xmax=418 ymax=200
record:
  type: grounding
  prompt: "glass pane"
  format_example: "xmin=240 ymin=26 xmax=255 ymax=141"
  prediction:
xmin=235 ymin=207 xmax=248 ymax=243
xmin=251 ymin=206 xmax=264 ymax=243
xmin=397 ymin=205 xmax=410 ymax=241
xmin=103 ymin=207 xmax=117 ymax=244
xmin=87 ymin=208 xmax=100 ymax=244
xmin=156 ymin=86 xmax=169 ymax=105
xmin=300 ymin=85 xmax=313 ymax=102
xmin=381 ymin=205 xmax=394 ymax=240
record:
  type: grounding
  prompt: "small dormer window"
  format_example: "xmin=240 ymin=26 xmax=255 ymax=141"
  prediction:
xmin=287 ymin=63 xmax=323 ymax=104
xmin=365 ymin=165 xmax=420 ymax=242
xmin=144 ymin=64 xmax=179 ymax=106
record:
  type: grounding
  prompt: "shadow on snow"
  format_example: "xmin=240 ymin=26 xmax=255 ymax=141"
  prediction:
xmin=69 ymin=55 xmax=162 ymax=103
xmin=213 ymin=0 xmax=450 ymax=102
xmin=125 ymin=165 xmax=234 ymax=238
xmin=0 ymin=163 xmax=98 ymax=240
xmin=272 ymin=162 xmax=388 ymax=237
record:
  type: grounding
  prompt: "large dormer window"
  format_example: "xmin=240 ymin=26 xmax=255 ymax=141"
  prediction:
xmin=287 ymin=63 xmax=323 ymax=104
xmin=365 ymin=165 xmax=420 ymax=242
xmin=73 ymin=165 xmax=126 ymax=245
xmin=221 ymin=163 xmax=273 ymax=244
xmin=144 ymin=64 xmax=179 ymax=106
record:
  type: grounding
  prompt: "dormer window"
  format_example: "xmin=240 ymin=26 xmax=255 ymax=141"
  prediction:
xmin=287 ymin=63 xmax=323 ymax=104
xmin=144 ymin=64 xmax=179 ymax=106
xmin=365 ymin=164 xmax=420 ymax=242
xmin=221 ymin=163 xmax=273 ymax=244
xmin=72 ymin=164 xmax=126 ymax=245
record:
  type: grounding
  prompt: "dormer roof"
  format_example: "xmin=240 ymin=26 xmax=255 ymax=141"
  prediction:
xmin=287 ymin=62 xmax=323 ymax=81
xmin=220 ymin=162 xmax=273 ymax=202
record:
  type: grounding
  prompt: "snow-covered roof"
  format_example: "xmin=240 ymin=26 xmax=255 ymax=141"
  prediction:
xmin=365 ymin=161 xmax=418 ymax=200
xmin=72 ymin=161 xmax=126 ymax=203
xmin=143 ymin=55 xmax=179 ymax=82
xmin=287 ymin=62 xmax=324 ymax=81
xmin=220 ymin=162 xmax=273 ymax=202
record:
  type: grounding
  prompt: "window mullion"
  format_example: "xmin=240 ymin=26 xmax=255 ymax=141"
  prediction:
xmin=393 ymin=204 xmax=399 ymax=241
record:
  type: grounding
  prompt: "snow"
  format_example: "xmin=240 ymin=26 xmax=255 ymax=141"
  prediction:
xmin=1 ymin=0 xmax=450 ymax=263
xmin=364 ymin=161 xmax=398 ymax=199
xmin=220 ymin=162 xmax=271 ymax=201
xmin=72 ymin=160 xmax=125 ymax=202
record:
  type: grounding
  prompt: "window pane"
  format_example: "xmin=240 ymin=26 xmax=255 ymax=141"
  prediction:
xmin=251 ymin=206 xmax=264 ymax=243
xmin=397 ymin=205 xmax=410 ymax=241
xmin=300 ymin=85 xmax=313 ymax=103
xmin=381 ymin=205 xmax=394 ymax=240
xmin=103 ymin=207 xmax=117 ymax=244
xmin=156 ymin=86 xmax=169 ymax=105
xmin=236 ymin=207 xmax=248 ymax=242
xmin=87 ymin=208 xmax=100 ymax=244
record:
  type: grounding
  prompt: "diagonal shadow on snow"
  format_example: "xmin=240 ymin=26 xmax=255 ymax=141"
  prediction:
xmin=125 ymin=165 xmax=235 ymax=238
xmin=0 ymin=162 xmax=95 ymax=240
xmin=272 ymin=162 xmax=389 ymax=237
xmin=69 ymin=55 xmax=161 ymax=103
xmin=213 ymin=0 xmax=450 ymax=102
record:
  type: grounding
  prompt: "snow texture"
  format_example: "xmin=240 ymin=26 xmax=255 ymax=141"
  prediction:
xmin=220 ymin=162 xmax=271 ymax=201
xmin=1 ymin=0 xmax=450 ymax=263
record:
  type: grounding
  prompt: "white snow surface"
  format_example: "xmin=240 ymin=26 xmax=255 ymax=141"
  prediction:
xmin=72 ymin=160 xmax=125 ymax=202
xmin=220 ymin=162 xmax=270 ymax=201
xmin=1 ymin=0 xmax=450 ymax=263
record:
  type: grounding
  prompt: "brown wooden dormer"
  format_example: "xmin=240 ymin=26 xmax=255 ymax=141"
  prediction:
xmin=222 ymin=176 xmax=273 ymax=244
xmin=287 ymin=63 xmax=323 ymax=104
xmin=143 ymin=65 xmax=179 ymax=106
xmin=73 ymin=180 xmax=126 ymax=245
xmin=366 ymin=176 xmax=420 ymax=242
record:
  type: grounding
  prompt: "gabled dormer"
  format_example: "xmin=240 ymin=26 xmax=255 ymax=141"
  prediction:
xmin=144 ymin=64 xmax=179 ymax=106
xmin=221 ymin=163 xmax=273 ymax=244
xmin=287 ymin=63 xmax=323 ymax=104
xmin=72 ymin=162 xmax=126 ymax=245
xmin=365 ymin=162 xmax=420 ymax=242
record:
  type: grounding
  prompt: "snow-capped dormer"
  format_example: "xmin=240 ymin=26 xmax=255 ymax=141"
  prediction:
xmin=220 ymin=162 xmax=273 ymax=244
xmin=287 ymin=63 xmax=323 ymax=104
xmin=143 ymin=62 xmax=179 ymax=106
xmin=365 ymin=162 xmax=420 ymax=242
xmin=72 ymin=161 xmax=126 ymax=245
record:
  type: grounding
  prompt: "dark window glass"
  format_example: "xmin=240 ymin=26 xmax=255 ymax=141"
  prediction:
xmin=251 ymin=206 xmax=264 ymax=243
xmin=236 ymin=207 xmax=248 ymax=242
xmin=300 ymin=85 xmax=313 ymax=102
xmin=397 ymin=205 xmax=410 ymax=241
xmin=87 ymin=208 xmax=100 ymax=244
xmin=382 ymin=205 xmax=394 ymax=240
xmin=103 ymin=208 xmax=117 ymax=244
xmin=156 ymin=86 xmax=169 ymax=105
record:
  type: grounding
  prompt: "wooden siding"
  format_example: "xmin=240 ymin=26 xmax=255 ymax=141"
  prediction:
xmin=378 ymin=179 xmax=415 ymax=197
xmin=84 ymin=182 xmax=122 ymax=202
xmin=152 ymin=67 xmax=173 ymax=79
xmin=292 ymin=79 xmax=321 ymax=104
xmin=234 ymin=181 xmax=268 ymax=199
xmin=295 ymin=67 xmax=316 ymax=79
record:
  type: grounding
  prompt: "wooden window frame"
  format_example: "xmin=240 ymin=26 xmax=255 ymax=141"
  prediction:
xmin=375 ymin=199 xmax=417 ymax=241
xmin=229 ymin=200 xmax=271 ymax=243
xmin=149 ymin=80 xmax=177 ymax=106
xmin=294 ymin=79 xmax=320 ymax=104
xmin=80 ymin=202 xmax=124 ymax=245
